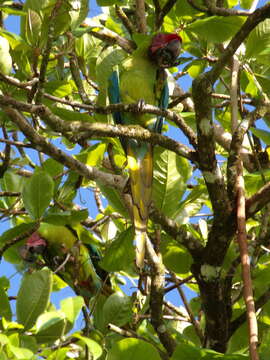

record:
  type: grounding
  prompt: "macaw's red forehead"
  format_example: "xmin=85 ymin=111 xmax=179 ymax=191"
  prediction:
xmin=150 ymin=33 xmax=182 ymax=53
xmin=27 ymin=232 xmax=47 ymax=247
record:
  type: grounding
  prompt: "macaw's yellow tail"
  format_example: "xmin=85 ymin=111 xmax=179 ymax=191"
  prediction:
xmin=127 ymin=141 xmax=153 ymax=270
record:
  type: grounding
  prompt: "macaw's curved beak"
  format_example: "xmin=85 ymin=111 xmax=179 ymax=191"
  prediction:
xmin=149 ymin=33 xmax=182 ymax=68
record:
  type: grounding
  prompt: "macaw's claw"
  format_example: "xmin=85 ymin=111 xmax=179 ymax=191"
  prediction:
xmin=137 ymin=99 xmax=145 ymax=112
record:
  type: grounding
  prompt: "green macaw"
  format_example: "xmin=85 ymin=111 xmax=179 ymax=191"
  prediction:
xmin=21 ymin=223 xmax=109 ymax=303
xmin=108 ymin=33 xmax=182 ymax=269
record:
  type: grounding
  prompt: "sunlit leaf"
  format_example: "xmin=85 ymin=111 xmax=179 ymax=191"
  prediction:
xmin=107 ymin=338 xmax=161 ymax=360
xmin=17 ymin=268 xmax=53 ymax=330
xmin=186 ymin=16 xmax=246 ymax=43
xmin=22 ymin=170 xmax=54 ymax=219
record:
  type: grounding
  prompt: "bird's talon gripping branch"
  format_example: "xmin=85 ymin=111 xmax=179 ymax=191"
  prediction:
xmin=137 ymin=99 xmax=145 ymax=112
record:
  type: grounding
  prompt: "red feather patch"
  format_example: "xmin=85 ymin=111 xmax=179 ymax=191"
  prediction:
xmin=150 ymin=33 xmax=182 ymax=54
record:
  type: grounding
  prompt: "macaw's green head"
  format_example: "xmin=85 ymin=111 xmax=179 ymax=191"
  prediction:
xmin=149 ymin=33 xmax=182 ymax=68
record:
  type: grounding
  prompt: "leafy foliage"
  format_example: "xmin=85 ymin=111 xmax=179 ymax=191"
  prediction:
xmin=0 ymin=0 xmax=270 ymax=359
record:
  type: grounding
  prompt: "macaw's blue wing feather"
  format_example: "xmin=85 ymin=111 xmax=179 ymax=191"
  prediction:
xmin=108 ymin=70 xmax=123 ymax=125
xmin=154 ymin=80 xmax=169 ymax=133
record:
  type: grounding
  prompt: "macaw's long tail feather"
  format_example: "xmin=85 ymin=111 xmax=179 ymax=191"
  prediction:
xmin=127 ymin=140 xmax=153 ymax=269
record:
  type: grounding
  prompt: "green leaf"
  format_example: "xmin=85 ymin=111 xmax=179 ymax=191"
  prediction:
xmin=96 ymin=47 xmax=126 ymax=90
xmin=44 ymin=80 xmax=73 ymax=97
xmin=75 ymin=143 xmax=107 ymax=167
xmin=60 ymin=296 xmax=84 ymax=332
xmin=22 ymin=170 xmax=54 ymax=219
xmin=246 ymin=19 xmax=270 ymax=59
xmin=49 ymin=105 xmax=92 ymax=122
xmin=98 ymin=183 xmax=129 ymax=217
xmin=1 ymin=170 xmax=25 ymax=206
xmin=103 ymin=292 xmax=133 ymax=327
xmin=0 ymin=36 xmax=12 ymax=74
xmin=186 ymin=16 xmax=246 ymax=43
xmin=99 ymin=227 xmax=135 ymax=272
xmin=153 ymin=147 xmax=191 ymax=219
xmin=8 ymin=344 xmax=34 ymax=360
xmin=35 ymin=311 xmax=66 ymax=344
xmin=0 ymin=287 xmax=12 ymax=321
xmin=43 ymin=209 xmax=89 ymax=225
xmin=250 ymin=127 xmax=270 ymax=146
xmin=240 ymin=0 xmax=254 ymax=9
xmin=97 ymin=0 xmax=124 ymax=6
xmin=171 ymin=343 xmax=201 ymax=360
xmin=74 ymin=334 xmax=103 ymax=360
xmin=107 ymin=338 xmax=161 ymax=360
xmin=186 ymin=59 xmax=206 ymax=78
xmin=17 ymin=268 xmax=53 ymax=330
xmin=160 ymin=235 xmax=192 ymax=274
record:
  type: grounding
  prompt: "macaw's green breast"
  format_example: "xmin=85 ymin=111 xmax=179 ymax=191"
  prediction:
xmin=38 ymin=223 xmax=76 ymax=250
xmin=120 ymin=57 xmax=158 ymax=128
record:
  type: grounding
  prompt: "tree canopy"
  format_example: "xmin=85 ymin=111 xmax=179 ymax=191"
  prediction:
xmin=0 ymin=0 xmax=270 ymax=359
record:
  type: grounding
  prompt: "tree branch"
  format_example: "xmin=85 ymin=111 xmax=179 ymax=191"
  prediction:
xmin=136 ymin=0 xmax=147 ymax=33
xmin=236 ymin=161 xmax=259 ymax=360
xmin=155 ymin=0 xmax=177 ymax=29
xmin=4 ymin=108 xmax=126 ymax=191
xmin=88 ymin=28 xmax=136 ymax=53
xmin=208 ymin=3 xmax=270 ymax=83
xmin=0 ymin=95 xmax=196 ymax=162
xmin=148 ymin=235 xmax=176 ymax=356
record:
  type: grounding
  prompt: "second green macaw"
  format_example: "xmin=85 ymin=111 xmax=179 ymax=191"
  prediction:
xmin=21 ymin=223 xmax=109 ymax=303
xmin=108 ymin=33 xmax=182 ymax=269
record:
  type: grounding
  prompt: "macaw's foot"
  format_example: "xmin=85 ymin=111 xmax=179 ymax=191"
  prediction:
xmin=137 ymin=99 xmax=145 ymax=112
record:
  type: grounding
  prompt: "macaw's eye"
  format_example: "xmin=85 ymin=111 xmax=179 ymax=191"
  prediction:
xmin=152 ymin=47 xmax=177 ymax=68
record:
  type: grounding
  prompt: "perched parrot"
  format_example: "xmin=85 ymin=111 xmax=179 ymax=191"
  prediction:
xmin=108 ymin=33 xmax=182 ymax=269
xmin=20 ymin=223 xmax=110 ymax=303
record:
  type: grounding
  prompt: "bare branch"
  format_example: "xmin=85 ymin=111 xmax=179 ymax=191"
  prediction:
xmin=236 ymin=161 xmax=259 ymax=360
xmin=115 ymin=5 xmax=135 ymax=35
xmin=88 ymin=28 xmax=136 ymax=53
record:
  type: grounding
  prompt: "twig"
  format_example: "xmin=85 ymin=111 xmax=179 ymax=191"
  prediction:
xmin=165 ymin=274 xmax=194 ymax=293
xmin=35 ymin=0 xmax=64 ymax=103
xmin=53 ymin=253 xmax=71 ymax=274
xmin=115 ymin=5 xmax=135 ymax=35
xmin=88 ymin=28 xmax=136 ymax=54
xmin=94 ymin=188 xmax=104 ymax=213
xmin=135 ymin=0 xmax=147 ymax=33
xmin=0 ymin=223 xmax=39 ymax=260
xmin=69 ymin=52 xmax=92 ymax=105
xmin=173 ymin=275 xmax=204 ymax=344
xmin=230 ymin=55 xmax=240 ymax=132
xmin=108 ymin=323 xmax=168 ymax=360
xmin=236 ymin=160 xmax=259 ymax=360
xmin=0 ymin=191 xmax=21 ymax=197
xmin=204 ymin=0 xmax=251 ymax=16
xmin=0 ymin=126 xmax=11 ymax=178
xmin=155 ymin=0 xmax=177 ymax=29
